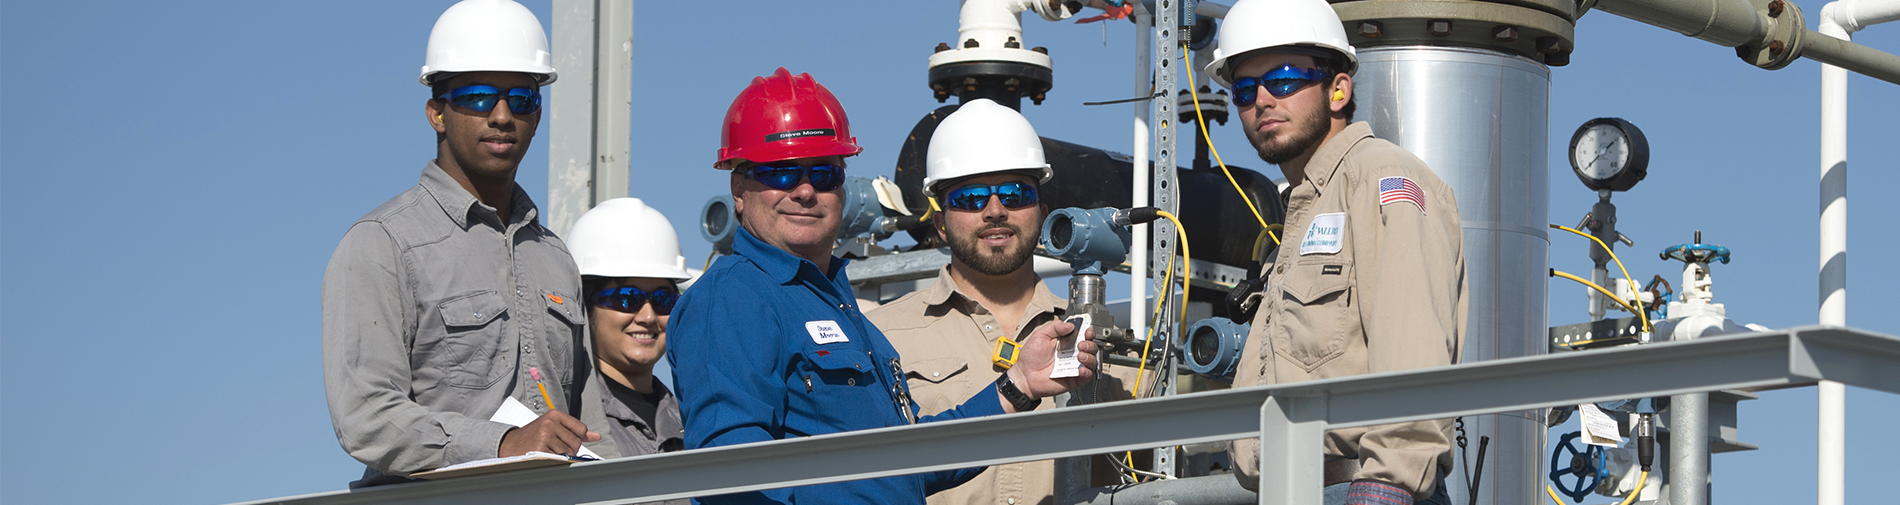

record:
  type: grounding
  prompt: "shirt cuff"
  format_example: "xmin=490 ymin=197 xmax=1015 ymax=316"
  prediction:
xmin=447 ymin=418 xmax=515 ymax=465
xmin=1342 ymin=479 xmax=1414 ymax=505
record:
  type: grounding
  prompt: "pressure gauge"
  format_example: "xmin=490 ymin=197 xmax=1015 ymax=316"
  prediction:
xmin=1568 ymin=118 xmax=1650 ymax=192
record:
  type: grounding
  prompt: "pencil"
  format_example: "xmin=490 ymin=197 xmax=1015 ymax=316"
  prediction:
xmin=530 ymin=367 xmax=555 ymax=411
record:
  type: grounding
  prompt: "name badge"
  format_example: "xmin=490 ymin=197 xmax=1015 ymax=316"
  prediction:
xmin=1300 ymin=213 xmax=1346 ymax=255
xmin=806 ymin=320 xmax=849 ymax=344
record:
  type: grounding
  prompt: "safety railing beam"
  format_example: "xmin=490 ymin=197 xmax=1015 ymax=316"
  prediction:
xmin=227 ymin=327 xmax=1899 ymax=505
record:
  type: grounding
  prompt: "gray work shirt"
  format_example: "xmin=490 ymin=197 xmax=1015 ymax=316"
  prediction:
xmin=322 ymin=161 xmax=591 ymax=488
xmin=591 ymin=372 xmax=690 ymax=505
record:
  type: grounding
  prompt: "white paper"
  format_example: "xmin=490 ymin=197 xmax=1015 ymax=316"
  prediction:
xmin=805 ymin=320 xmax=849 ymax=344
xmin=1050 ymin=315 xmax=1087 ymax=378
xmin=1577 ymin=403 xmax=1624 ymax=447
xmin=492 ymin=396 xmax=602 ymax=459
xmin=432 ymin=451 xmax=576 ymax=472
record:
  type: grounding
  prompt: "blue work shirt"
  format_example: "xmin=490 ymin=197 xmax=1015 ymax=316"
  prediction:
xmin=669 ymin=226 xmax=1005 ymax=504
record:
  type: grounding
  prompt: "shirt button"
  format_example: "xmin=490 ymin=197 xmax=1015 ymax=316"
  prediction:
xmin=985 ymin=324 xmax=994 ymax=330
xmin=1008 ymin=498 xmax=1017 ymax=504
xmin=847 ymin=378 xmax=856 ymax=386
xmin=933 ymin=372 xmax=941 ymax=377
xmin=839 ymin=303 xmax=851 ymax=311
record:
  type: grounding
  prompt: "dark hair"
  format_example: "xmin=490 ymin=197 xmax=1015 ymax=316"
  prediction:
xmin=1311 ymin=56 xmax=1356 ymax=122
xmin=428 ymin=73 xmax=460 ymax=99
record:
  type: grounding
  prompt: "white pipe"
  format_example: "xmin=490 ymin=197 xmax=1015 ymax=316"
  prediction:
xmin=954 ymin=0 xmax=1076 ymax=52
xmin=1816 ymin=2 xmax=1897 ymax=504
xmin=1131 ymin=10 xmax=1152 ymax=346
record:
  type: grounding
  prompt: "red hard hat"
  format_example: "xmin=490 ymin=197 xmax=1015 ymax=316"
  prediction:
xmin=715 ymin=68 xmax=863 ymax=170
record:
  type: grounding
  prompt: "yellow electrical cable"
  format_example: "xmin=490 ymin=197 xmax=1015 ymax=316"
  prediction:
xmin=1181 ymin=43 xmax=1277 ymax=246
xmin=703 ymin=251 xmax=717 ymax=271
xmin=1551 ymin=269 xmax=1643 ymax=316
xmin=1549 ymin=224 xmax=1653 ymax=334
xmin=1618 ymin=471 xmax=1649 ymax=505
xmin=1547 ymin=484 xmax=1567 ymax=505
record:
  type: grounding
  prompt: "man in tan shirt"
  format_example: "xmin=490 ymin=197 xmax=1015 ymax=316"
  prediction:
xmin=869 ymin=99 xmax=1139 ymax=505
xmin=1204 ymin=1 xmax=1468 ymax=504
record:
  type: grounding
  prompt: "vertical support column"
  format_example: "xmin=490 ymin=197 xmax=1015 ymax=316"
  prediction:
xmin=1149 ymin=0 xmax=1182 ymax=478
xmin=1129 ymin=5 xmax=1152 ymax=385
xmin=1260 ymin=396 xmax=1325 ymax=505
xmin=1816 ymin=13 xmax=1849 ymax=505
xmin=1669 ymin=391 xmax=1711 ymax=505
xmin=547 ymin=0 xmax=634 ymax=237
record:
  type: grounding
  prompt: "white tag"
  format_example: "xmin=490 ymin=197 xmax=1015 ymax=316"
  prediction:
xmin=806 ymin=320 xmax=849 ymax=344
xmin=1050 ymin=315 xmax=1088 ymax=378
xmin=1300 ymin=213 xmax=1346 ymax=255
xmin=1577 ymin=403 xmax=1624 ymax=447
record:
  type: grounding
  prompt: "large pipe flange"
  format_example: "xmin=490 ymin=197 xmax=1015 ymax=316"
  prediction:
xmin=1736 ymin=0 xmax=1806 ymax=69
xmin=1334 ymin=0 xmax=1579 ymax=65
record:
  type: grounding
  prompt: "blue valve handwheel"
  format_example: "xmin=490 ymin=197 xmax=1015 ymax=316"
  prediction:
xmin=1549 ymin=431 xmax=1605 ymax=502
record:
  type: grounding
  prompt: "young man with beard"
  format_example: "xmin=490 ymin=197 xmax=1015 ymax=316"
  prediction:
xmin=1208 ymin=1 xmax=1468 ymax=504
xmin=868 ymin=99 xmax=1138 ymax=505
xmin=322 ymin=0 xmax=600 ymax=488
xmin=666 ymin=71 xmax=1098 ymax=505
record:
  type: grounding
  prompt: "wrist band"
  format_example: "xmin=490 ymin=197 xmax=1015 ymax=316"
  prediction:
xmin=995 ymin=373 xmax=1042 ymax=412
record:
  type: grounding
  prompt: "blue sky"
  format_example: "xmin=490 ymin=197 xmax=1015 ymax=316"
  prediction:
xmin=2 ymin=1 xmax=1896 ymax=504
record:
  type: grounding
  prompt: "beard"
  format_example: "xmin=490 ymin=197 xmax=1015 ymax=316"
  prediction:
xmin=946 ymin=222 xmax=1037 ymax=276
xmin=1247 ymin=99 xmax=1330 ymax=164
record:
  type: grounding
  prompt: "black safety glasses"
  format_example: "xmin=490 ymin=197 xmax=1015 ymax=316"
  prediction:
xmin=591 ymin=286 xmax=679 ymax=315
xmin=436 ymin=84 xmax=542 ymax=115
xmin=1231 ymin=65 xmax=1332 ymax=106
xmin=749 ymin=163 xmax=845 ymax=192
xmin=944 ymin=181 xmax=1040 ymax=211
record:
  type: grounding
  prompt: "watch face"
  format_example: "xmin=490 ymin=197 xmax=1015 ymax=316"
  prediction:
xmin=1572 ymin=123 xmax=1629 ymax=181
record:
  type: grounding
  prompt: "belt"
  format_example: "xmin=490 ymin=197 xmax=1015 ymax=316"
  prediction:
xmin=1324 ymin=459 xmax=1360 ymax=487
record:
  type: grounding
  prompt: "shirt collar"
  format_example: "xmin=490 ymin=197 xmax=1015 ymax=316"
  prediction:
xmin=418 ymin=160 xmax=541 ymax=230
xmin=919 ymin=265 xmax=1066 ymax=320
xmin=733 ymin=225 xmax=846 ymax=285
xmin=1300 ymin=121 xmax=1375 ymax=192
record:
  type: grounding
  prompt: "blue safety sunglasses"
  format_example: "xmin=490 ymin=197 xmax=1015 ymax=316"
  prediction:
xmin=749 ymin=163 xmax=845 ymax=192
xmin=591 ymin=285 xmax=680 ymax=315
xmin=435 ymin=84 xmax=543 ymax=115
xmin=1231 ymin=65 xmax=1332 ymax=106
xmin=944 ymin=181 xmax=1040 ymax=211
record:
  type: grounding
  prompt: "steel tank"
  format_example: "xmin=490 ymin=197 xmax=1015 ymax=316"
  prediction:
xmin=1353 ymin=46 xmax=1551 ymax=505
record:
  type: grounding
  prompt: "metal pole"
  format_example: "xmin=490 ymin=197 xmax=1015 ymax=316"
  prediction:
xmin=1151 ymin=0 xmax=1182 ymax=478
xmin=546 ymin=0 xmax=633 ymax=237
xmin=1260 ymin=396 xmax=1325 ymax=505
xmin=1669 ymin=390 xmax=1711 ymax=505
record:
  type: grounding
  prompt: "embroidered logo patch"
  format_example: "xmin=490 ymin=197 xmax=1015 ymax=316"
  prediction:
xmin=806 ymin=320 xmax=849 ymax=344
xmin=1300 ymin=213 xmax=1346 ymax=255
xmin=1379 ymin=176 xmax=1426 ymax=214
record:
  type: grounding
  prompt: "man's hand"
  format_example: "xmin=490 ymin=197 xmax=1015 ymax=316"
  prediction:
xmin=1004 ymin=319 xmax=1098 ymax=409
xmin=497 ymin=409 xmax=601 ymax=457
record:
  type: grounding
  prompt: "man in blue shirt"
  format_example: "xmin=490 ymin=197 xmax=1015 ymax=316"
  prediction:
xmin=667 ymin=68 xmax=1098 ymax=504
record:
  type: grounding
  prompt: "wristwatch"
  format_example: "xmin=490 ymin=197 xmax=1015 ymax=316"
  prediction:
xmin=995 ymin=373 xmax=1042 ymax=412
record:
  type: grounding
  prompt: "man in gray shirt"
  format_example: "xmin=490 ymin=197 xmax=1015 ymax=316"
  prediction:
xmin=322 ymin=0 xmax=599 ymax=488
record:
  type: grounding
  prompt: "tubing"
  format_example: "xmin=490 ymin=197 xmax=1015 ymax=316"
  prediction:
xmin=1551 ymin=225 xmax=1653 ymax=332
xmin=1551 ymin=269 xmax=1643 ymax=316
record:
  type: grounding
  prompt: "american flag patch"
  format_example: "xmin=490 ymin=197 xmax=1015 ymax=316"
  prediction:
xmin=1378 ymin=176 xmax=1425 ymax=214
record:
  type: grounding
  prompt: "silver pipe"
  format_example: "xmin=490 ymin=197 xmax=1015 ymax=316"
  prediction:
xmin=1068 ymin=475 xmax=1256 ymax=505
xmin=1354 ymin=46 xmax=1551 ymax=505
xmin=1669 ymin=392 xmax=1711 ymax=505
xmin=1591 ymin=0 xmax=1766 ymax=47
xmin=1802 ymin=30 xmax=1900 ymax=84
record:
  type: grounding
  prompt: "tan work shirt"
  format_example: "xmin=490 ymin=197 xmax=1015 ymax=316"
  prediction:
xmin=1228 ymin=122 xmax=1469 ymax=499
xmin=868 ymin=266 xmax=1140 ymax=505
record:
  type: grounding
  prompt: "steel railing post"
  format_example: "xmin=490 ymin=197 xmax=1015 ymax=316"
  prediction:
xmin=1260 ymin=396 xmax=1325 ymax=505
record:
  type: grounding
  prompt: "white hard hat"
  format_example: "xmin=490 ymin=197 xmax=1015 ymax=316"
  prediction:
xmin=567 ymin=198 xmax=693 ymax=281
xmin=1203 ymin=0 xmax=1358 ymax=89
xmin=419 ymin=0 xmax=558 ymax=86
xmin=922 ymin=99 xmax=1053 ymax=197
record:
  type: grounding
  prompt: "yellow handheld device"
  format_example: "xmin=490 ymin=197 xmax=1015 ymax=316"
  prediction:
xmin=992 ymin=337 xmax=1022 ymax=370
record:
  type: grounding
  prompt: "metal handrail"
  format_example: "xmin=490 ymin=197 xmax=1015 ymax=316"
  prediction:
xmin=229 ymin=326 xmax=1900 ymax=505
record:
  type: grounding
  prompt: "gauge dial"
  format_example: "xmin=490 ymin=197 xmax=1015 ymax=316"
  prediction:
xmin=1568 ymin=118 xmax=1650 ymax=192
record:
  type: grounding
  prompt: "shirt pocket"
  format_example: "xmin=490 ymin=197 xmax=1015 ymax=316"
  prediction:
xmin=439 ymin=290 xmax=510 ymax=389
xmin=903 ymin=357 xmax=970 ymax=415
xmin=541 ymin=290 xmax=585 ymax=386
xmin=1272 ymin=262 xmax=1354 ymax=371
